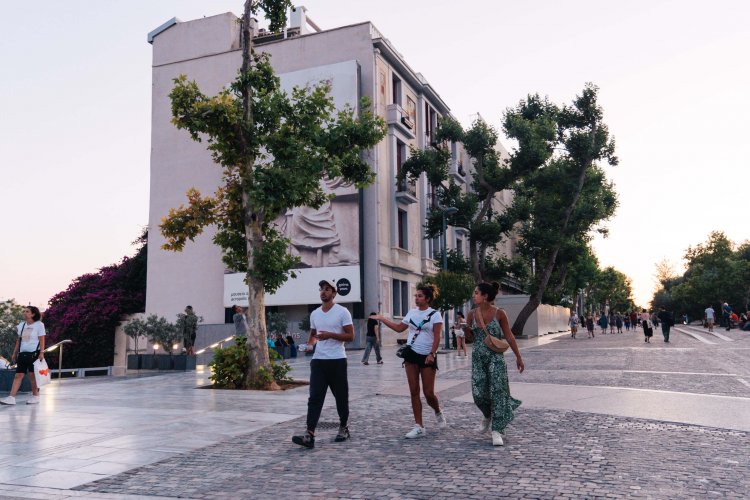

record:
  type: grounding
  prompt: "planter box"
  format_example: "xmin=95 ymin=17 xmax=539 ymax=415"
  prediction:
xmin=172 ymin=355 xmax=196 ymax=371
xmin=156 ymin=355 xmax=173 ymax=370
xmin=140 ymin=354 xmax=157 ymax=370
xmin=0 ymin=369 xmax=31 ymax=392
xmin=127 ymin=354 xmax=141 ymax=370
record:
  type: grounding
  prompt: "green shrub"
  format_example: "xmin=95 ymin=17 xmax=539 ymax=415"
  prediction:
xmin=209 ymin=336 xmax=292 ymax=389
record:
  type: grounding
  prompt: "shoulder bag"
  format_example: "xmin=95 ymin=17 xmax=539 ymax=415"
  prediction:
xmin=476 ymin=308 xmax=510 ymax=353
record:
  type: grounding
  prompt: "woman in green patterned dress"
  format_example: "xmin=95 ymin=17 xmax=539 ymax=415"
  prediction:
xmin=464 ymin=282 xmax=524 ymax=446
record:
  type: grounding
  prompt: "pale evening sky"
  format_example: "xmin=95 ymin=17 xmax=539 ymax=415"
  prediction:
xmin=1 ymin=0 xmax=748 ymax=309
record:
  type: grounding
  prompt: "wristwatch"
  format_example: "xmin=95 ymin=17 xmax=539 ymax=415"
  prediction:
xmin=430 ymin=351 xmax=437 ymax=357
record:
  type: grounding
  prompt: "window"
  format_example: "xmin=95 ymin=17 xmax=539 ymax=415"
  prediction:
xmin=392 ymin=279 xmax=410 ymax=317
xmin=406 ymin=96 xmax=416 ymax=128
xmin=456 ymin=238 xmax=463 ymax=256
xmin=392 ymin=74 xmax=402 ymax=106
xmin=397 ymin=209 xmax=408 ymax=250
xmin=396 ymin=140 xmax=410 ymax=193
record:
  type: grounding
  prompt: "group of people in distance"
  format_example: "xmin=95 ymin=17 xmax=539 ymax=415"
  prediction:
xmin=292 ymin=280 xmax=524 ymax=449
xmin=569 ymin=307 xmax=675 ymax=343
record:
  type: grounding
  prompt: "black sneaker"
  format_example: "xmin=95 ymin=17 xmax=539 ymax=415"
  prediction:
xmin=334 ymin=426 xmax=350 ymax=442
xmin=292 ymin=432 xmax=315 ymax=449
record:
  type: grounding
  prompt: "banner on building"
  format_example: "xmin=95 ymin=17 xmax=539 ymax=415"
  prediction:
xmin=224 ymin=265 xmax=361 ymax=307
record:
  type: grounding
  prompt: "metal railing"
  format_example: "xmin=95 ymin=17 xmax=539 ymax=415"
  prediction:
xmin=44 ymin=339 xmax=73 ymax=380
xmin=194 ymin=335 xmax=236 ymax=355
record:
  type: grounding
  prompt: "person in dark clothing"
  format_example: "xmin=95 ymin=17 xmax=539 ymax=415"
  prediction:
xmin=657 ymin=306 xmax=674 ymax=343
xmin=361 ymin=312 xmax=382 ymax=365
xmin=286 ymin=335 xmax=297 ymax=358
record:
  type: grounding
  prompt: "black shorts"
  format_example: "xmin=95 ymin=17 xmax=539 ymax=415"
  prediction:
xmin=16 ymin=352 xmax=38 ymax=374
xmin=403 ymin=347 xmax=438 ymax=370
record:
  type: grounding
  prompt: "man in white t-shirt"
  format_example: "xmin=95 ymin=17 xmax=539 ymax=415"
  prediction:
xmin=705 ymin=305 xmax=715 ymax=332
xmin=292 ymin=279 xmax=354 ymax=449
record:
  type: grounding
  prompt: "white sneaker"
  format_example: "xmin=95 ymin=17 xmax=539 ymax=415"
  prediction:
xmin=478 ymin=416 xmax=491 ymax=433
xmin=435 ymin=412 xmax=448 ymax=428
xmin=405 ymin=425 xmax=426 ymax=439
xmin=0 ymin=396 xmax=16 ymax=405
xmin=26 ymin=396 xmax=39 ymax=405
xmin=492 ymin=431 xmax=504 ymax=446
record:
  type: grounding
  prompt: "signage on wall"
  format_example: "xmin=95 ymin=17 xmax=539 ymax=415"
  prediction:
xmin=224 ymin=265 xmax=361 ymax=307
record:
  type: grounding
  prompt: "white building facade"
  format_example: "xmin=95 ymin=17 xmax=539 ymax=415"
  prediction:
xmin=145 ymin=8 xmax=517 ymax=349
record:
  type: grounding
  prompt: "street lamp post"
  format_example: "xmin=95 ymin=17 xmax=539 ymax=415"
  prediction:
xmin=441 ymin=206 xmax=458 ymax=350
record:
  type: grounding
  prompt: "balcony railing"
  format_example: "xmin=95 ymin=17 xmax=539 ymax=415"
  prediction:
xmin=395 ymin=179 xmax=418 ymax=204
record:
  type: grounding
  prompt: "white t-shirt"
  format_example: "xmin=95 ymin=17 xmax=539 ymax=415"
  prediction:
xmin=17 ymin=321 xmax=45 ymax=353
xmin=705 ymin=307 xmax=715 ymax=320
xmin=401 ymin=308 xmax=443 ymax=355
xmin=310 ymin=303 xmax=353 ymax=360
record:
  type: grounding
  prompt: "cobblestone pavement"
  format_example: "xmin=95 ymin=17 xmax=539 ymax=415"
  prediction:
xmin=76 ymin=394 xmax=750 ymax=499
xmin=66 ymin=329 xmax=750 ymax=499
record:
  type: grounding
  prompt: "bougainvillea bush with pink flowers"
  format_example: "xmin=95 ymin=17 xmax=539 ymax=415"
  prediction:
xmin=43 ymin=231 xmax=147 ymax=368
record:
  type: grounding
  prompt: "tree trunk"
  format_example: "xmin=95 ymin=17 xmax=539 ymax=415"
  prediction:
xmin=469 ymin=238 xmax=481 ymax=282
xmin=242 ymin=220 xmax=279 ymax=389
xmin=239 ymin=2 xmax=278 ymax=390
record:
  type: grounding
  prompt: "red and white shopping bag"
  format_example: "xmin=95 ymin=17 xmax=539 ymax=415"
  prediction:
xmin=33 ymin=359 xmax=51 ymax=387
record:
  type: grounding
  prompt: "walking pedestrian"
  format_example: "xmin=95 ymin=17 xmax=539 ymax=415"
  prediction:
xmin=629 ymin=311 xmax=639 ymax=330
xmin=657 ymin=306 xmax=674 ymax=343
xmin=1 ymin=306 xmax=46 ymax=405
xmin=641 ymin=309 xmax=653 ymax=343
xmin=464 ymin=282 xmax=524 ymax=446
xmin=292 ymin=280 xmax=354 ymax=449
xmin=608 ymin=312 xmax=616 ymax=334
xmin=374 ymin=284 xmax=448 ymax=439
xmin=624 ymin=315 xmax=631 ymax=331
xmin=361 ymin=312 xmax=383 ymax=365
xmin=455 ymin=312 xmax=467 ymax=355
xmin=569 ymin=312 xmax=579 ymax=339
xmin=598 ymin=312 xmax=608 ymax=335
xmin=615 ymin=313 xmax=623 ymax=333
xmin=586 ymin=315 xmax=595 ymax=338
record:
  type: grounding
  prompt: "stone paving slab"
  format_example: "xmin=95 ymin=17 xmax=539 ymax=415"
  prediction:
xmin=74 ymin=394 xmax=750 ymax=499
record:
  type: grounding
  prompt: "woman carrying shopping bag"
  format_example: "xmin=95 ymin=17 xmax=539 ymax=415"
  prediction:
xmin=1 ymin=306 xmax=46 ymax=405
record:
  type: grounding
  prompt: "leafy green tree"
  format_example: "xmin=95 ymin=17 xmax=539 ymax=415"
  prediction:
xmin=588 ymin=266 xmax=635 ymax=313
xmin=421 ymin=272 xmax=476 ymax=313
xmin=665 ymin=232 xmax=750 ymax=319
xmin=399 ymin=103 xmax=556 ymax=283
xmin=265 ymin=311 xmax=288 ymax=338
xmin=160 ymin=1 xmax=386 ymax=388
xmin=143 ymin=315 xmax=180 ymax=354
xmin=507 ymin=84 xmax=618 ymax=336
xmin=123 ymin=317 xmax=147 ymax=355
xmin=0 ymin=300 xmax=24 ymax=360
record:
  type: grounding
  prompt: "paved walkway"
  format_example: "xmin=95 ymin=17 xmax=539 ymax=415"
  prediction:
xmin=0 ymin=328 xmax=749 ymax=498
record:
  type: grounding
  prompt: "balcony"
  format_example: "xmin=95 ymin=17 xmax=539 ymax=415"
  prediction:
xmin=449 ymin=159 xmax=467 ymax=183
xmin=386 ymin=104 xmax=416 ymax=139
xmin=395 ymin=179 xmax=418 ymax=204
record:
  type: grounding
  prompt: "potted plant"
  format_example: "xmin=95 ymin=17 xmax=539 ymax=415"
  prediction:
xmin=123 ymin=317 xmax=148 ymax=370
xmin=144 ymin=315 xmax=179 ymax=370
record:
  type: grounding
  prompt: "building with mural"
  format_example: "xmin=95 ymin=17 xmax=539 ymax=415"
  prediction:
xmin=145 ymin=7 xmax=518 ymax=349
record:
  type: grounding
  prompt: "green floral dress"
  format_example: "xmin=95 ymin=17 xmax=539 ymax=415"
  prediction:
xmin=471 ymin=316 xmax=522 ymax=432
